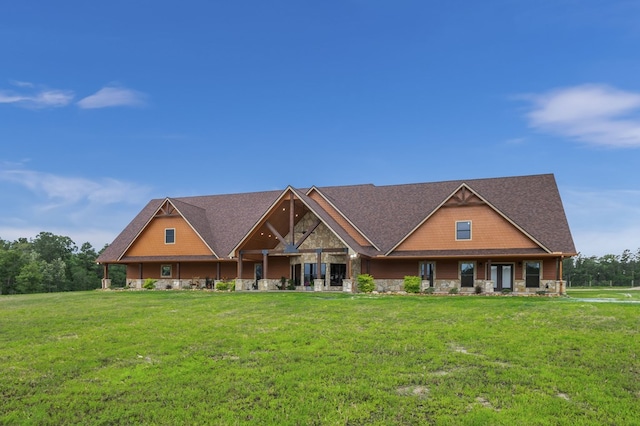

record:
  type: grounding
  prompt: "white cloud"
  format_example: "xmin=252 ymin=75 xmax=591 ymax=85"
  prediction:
xmin=0 ymin=88 xmax=74 ymax=108
xmin=522 ymin=84 xmax=640 ymax=148
xmin=0 ymin=165 xmax=153 ymax=248
xmin=77 ymin=86 xmax=146 ymax=109
xmin=0 ymin=167 xmax=150 ymax=207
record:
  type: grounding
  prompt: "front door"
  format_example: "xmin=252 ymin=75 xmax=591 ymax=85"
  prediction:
xmin=491 ymin=264 xmax=513 ymax=291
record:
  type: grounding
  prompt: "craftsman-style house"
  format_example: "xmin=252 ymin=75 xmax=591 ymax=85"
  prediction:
xmin=97 ymin=174 xmax=576 ymax=294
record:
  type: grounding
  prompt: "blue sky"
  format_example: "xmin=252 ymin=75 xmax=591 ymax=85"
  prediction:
xmin=1 ymin=0 xmax=639 ymax=257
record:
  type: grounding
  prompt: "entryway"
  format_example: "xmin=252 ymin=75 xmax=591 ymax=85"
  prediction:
xmin=491 ymin=264 xmax=513 ymax=291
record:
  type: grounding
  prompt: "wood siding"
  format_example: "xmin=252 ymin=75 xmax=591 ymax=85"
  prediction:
xmin=395 ymin=204 xmax=539 ymax=252
xmin=308 ymin=190 xmax=370 ymax=246
xmin=370 ymin=259 xmax=419 ymax=279
xmin=125 ymin=215 xmax=212 ymax=257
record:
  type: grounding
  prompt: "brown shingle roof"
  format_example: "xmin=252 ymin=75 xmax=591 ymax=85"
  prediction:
xmin=97 ymin=173 xmax=576 ymax=263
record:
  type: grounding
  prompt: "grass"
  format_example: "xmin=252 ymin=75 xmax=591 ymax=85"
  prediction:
xmin=1 ymin=290 xmax=638 ymax=425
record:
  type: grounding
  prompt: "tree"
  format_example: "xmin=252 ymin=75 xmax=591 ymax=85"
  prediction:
xmin=15 ymin=254 xmax=45 ymax=294
xmin=31 ymin=232 xmax=76 ymax=264
xmin=0 ymin=245 xmax=27 ymax=294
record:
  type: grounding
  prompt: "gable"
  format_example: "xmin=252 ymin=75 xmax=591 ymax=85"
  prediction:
xmin=124 ymin=209 xmax=212 ymax=257
xmin=394 ymin=203 xmax=541 ymax=252
xmin=307 ymin=188 xmax=372 ymax=247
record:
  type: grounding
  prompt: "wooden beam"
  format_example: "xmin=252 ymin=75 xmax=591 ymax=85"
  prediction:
xmin=316 ymin=249 xmax=322 ymax=280
xmin=289 ymin=195 xmax=295 ymax=246
xmin=294 ymin=218 xmax=321 ymax=249
xmin=265 ymin=221 xmax=287 ymax=245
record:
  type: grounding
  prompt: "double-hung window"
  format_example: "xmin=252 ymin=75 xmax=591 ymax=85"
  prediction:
xmin=525 ymin=261 xmax=541 ymax=288
xmin=456 ymin=221 xmax=472 ymax=240
xmin=165 ymin=228 xmax=175 ymax=244
xmin=460 ymin=262 xmax=475 ymax=287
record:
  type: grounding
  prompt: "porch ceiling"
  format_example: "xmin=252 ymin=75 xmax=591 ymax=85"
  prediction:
xmin=240 ymin=198 xmax=309 ymax=251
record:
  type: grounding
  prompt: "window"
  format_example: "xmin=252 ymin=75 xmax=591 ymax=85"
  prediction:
xmin=456 ymin=221 xmax=471 ymax=240
xmin=165 ymin=228 xmax=175 ymax=244
xmin=304 ymin=263 xmax=326 ymax=285
xmin=330 ymin=264 xmax=346 ymax=286
xmin=419 ymin=261 xmax=435 ymax=287
xmin=525 ymin=261 xmax=541 ymax=288
xmin=161 ymin=264 xmax=172 ymax=278
xmin=460 ymin=262 xmax=475 ymax=287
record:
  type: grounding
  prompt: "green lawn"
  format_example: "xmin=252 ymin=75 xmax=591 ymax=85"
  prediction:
xmin=1 ymin=290 xmax=638 ymax=425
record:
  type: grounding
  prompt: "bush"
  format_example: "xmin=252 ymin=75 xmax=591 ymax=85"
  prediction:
xmin=357 ymin=274 xmax=375 ymax=293
xmin=448 ymin=287 xmax=459 ymax=294
xmin=216 ymin=280 xmax=236 ymax=291
xmin=143 ymin=278 xmax=157 ymax=290
xmin=475 ymin=285 xmax=483 ymax=294
xmin=424 ymin=287 xmax=435 ymax=294
xmin=287 ymin=279 xmax=296 ymax=290
xmin=501 ymin=288 xmax=512 ymax=294
xmin=404 ymin=276 xmax=421 ymax=293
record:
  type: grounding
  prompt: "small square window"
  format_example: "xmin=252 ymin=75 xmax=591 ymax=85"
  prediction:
xmin=456 ymin=221 xmax=471 ymax=240
xmin=165 ymin=228 xmax=175 ymax=244
xmin=161 ymin=265 xmax=172 ymax=278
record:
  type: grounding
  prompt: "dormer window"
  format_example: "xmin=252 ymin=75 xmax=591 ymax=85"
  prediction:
xmin=456 ymin=221 xmax=471 ymax=240
xmin=165 ymin=228 xmax=175 ymax=244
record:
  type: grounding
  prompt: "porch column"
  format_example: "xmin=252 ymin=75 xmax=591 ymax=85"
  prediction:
xmin=101 ymin=264 xmax=111 ymax=289
xmin=237 ymin=252 xmax=243 ymax=291
xmin=262 ymin=250 xmax=269 ymax=283
xmin=314 ymin=249 xmax=323 ymax=291
xmin=177 ymin=262 xmax=181 ymax=280
xmin=216 ymin=263 xmax=221 ymax=280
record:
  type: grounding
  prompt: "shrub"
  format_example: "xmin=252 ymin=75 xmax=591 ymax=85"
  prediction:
xmin=143 ymin=278 xmax=157 ymax=290
xmin=448 ymin=287 xmax=459 ymax=295
xmin=404 ymin=276 xmax=421 ymax=293
xmin=216 ymin=280 xmax=236 ymax=291
xmin=277 ymin=276 xmax=287 ymax=290
xmin=536 ymin=290 xmax=547 ymax=295
xmin=501 ymin=288 xmax=512 ymax=294
xmin=474 ymin=285 xmax=483 ymax=294
xmin=287 ymin=279 xmax=296 ymax=290
xmin=424 ymin=287 xmax=435 ymax=294
xmin=357 ymin=274 xmax=375 ymax=293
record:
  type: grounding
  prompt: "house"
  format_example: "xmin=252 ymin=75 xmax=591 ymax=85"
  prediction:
xmin=97 ymin=173 xmax=576 ymax=294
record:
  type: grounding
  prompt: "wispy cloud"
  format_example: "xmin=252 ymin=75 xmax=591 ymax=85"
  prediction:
xmin=521 ymin=84 xmax=640 ymax=148
xmin=77 ymin=86 xmax=147 ymax=109
xmin=0 ymin=80 xmax=74 ymax=108
xmin=0 ymin=165 xmax=153 ymax=247
xmin=0 ymin=166 xmax=150 ymax=207
xmin=1 ymin=80 xmax=147 ymax=110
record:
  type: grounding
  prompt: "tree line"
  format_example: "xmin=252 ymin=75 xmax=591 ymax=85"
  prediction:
xmin=0 ymin=232 xmax=125 ymax=295
xmin=1 ymin=232 xmax=639 ymax=294
xmin=563 ymin=249 xmax=640 ymax=287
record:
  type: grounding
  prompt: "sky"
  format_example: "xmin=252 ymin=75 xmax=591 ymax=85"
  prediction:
xmin=1 ymin=0 xmax=639 ymax=257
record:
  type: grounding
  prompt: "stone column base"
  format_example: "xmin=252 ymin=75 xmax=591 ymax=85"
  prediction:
xmin=313 ymin=279 xmax=324 ymax=292
xmin=342 ymin=279 xmax=353 ymax=292
xmin=101 ymin=279 xmax=111 ymax=289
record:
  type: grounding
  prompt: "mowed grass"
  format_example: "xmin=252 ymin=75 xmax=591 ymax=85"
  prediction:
xmin=1 ymin=291 xmax=638 ymax=425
